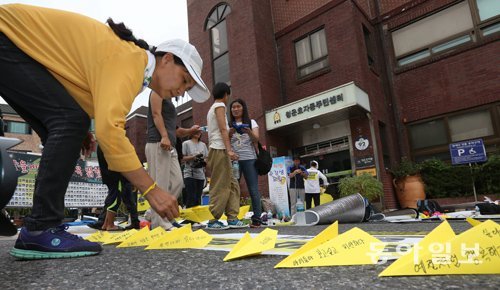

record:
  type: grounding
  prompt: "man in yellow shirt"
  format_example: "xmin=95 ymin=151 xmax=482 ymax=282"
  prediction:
xmin=0 ymin=4 xmax=210 ymax=259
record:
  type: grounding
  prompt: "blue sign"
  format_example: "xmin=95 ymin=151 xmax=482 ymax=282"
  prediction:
xmin=449 ymin=139 xmax=487 ymax=165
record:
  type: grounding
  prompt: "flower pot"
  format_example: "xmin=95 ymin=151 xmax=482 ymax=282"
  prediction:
xmin=393 ymin=175 xmax=426 ymax=209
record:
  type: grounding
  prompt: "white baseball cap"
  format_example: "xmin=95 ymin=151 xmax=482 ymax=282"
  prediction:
xmin=156 ymin=39 xmax=210 ymax=103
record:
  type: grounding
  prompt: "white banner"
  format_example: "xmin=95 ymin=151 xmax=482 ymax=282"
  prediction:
xmin=268 ymin=156 xmax=291 ymax=218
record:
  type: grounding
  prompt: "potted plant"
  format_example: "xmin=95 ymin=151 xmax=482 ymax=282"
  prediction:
xmin=389 ymin=158 xmax=425 ymax=209
xmin=338 ymin=173 xmax=383 ymax=202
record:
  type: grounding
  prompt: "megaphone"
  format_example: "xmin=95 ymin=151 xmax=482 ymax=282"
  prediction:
xmin=0 ymin=137 xmax=22 ymax=236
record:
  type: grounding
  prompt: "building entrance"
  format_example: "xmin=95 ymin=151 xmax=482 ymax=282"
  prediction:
xmin=293 ymin=137 xmax=353 ymax=197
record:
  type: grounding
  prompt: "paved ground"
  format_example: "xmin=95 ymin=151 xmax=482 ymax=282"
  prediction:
xmin=1 ymin=221 xmax=499 ymax=289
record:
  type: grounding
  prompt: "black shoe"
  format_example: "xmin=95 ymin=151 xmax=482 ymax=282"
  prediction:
xmin=11 ymin=225 xmax=102 ymax=260
xmin=87 ymin=222 xmax=103 ymax=230
xmin=124 ymin=222 xmax=140 ymax=230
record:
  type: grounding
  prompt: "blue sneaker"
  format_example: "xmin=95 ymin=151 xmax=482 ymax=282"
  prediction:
xmin=10 ymin=225 xmax=102 ymax=260
xmin=206 ymin=220 xmax=229 ymax=230
xmin=227 ymin=219 xmax=248 ymax=229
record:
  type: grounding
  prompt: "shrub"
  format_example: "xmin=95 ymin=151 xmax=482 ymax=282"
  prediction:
xmin=338 ymin=173 xmax=383 ymax=201
xmin=420 ymin=159 xmax=474 ymax=198
xmin=389 ymin=158 xmax=422 ymax=180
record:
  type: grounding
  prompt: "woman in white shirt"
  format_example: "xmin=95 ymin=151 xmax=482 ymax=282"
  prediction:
xmin=304 ymin=160 xmax=329 ymax=209
xmin=229 ymin=99 xmax=262 ymax=227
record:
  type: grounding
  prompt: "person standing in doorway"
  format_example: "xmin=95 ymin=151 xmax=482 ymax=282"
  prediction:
xmin=229 ymin=98 xmax=263 ymax=227
xmin=288 ymin=156 xmax=308 ymax=216
xmin=304 ymin=160 xmax=329 ymax=209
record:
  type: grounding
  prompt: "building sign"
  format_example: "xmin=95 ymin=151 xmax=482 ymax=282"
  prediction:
xmin=449 ymin=139 xmax=487 ymax=165
xmin=356 ymin=167 xmax=377 ymax=177
xmin=6 ymin=152 xmax=108 ymax=208
xmin=355 ymin=156 xmax=375 ymax=168
xmin=265 ymin=82 xmax=370 ymax=131
xmin=355 ymin=136 xmax=370 ymax=151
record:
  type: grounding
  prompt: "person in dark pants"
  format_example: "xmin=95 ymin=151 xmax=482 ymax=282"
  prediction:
xmin=182 ymin=131 xmax=208 ymax=208
xmin=288 ymin=156 xmax=308 ymax=216
xmin=0 ymin=4 xmax=209 ymax=260
xmin=88 ymin=147 xmax=140 ymax=231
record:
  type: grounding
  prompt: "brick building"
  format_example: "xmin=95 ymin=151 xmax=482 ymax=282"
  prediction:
xmin=0 ymin=103 xmax=42 ymax=153
xmin=184 ymin=0 xmax=500 ymax=209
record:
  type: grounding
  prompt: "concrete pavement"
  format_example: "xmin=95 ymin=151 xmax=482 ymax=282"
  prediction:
xmin=1 ymin=221 xmax=499 ymax=289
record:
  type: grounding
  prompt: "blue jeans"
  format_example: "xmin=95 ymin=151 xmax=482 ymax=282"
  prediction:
xmin=0 ymin=33 xmax=90 ymax=230
xmin=238 ymin=159 xmax=262 ymax=220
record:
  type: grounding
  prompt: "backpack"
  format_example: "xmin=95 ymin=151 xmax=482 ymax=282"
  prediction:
xmin=254 ymin=142 xmax=272 ymax=175
xmin=416 ymin=199 xmax=443 ymax=215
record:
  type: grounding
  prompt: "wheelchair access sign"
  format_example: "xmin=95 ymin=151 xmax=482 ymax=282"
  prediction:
xmin=449 ymin=139 xmax=487 ymax=165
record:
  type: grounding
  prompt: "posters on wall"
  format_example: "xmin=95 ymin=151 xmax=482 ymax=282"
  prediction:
xmin=6 ymin=152 xmax=108 ymax=208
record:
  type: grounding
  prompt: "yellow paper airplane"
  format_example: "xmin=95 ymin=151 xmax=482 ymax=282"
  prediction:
xmin=85 ymin=230 xmax=111 ymax=243
xmin=145 ymin=224 xmax=193 ymax=250
xmin=191 ymin=206 xmax=215 ymax=222
xmin=276 ymin=227 xmax=382 ymax=268
xmin=117 ymin=226 xmax=153 ymax=248
xmin=180 ymin=208 xmax=201 ymax=223
xmin=237 ymin=205 xmax=250 ymax=220
xmin=147 ymin=229 xmax=212 ymax=249
xmin=466 ymin=217 xmax=481 ymax=227
xmin=379 ymin=220 xmax=456 ymax=276
xmin=220 ymin=205 xmax=250 ymax=221
xmin=380 ymin=219 xmax=500 ymax=276
xmin=318 ymin=193 xmax=333 ymax=206
xmin=275 ymin=221 xmax=338 ymax=268
xmin=102 ymin=229 xmax=138 ymax=245
xmin=224 ymin=228 xmax=278 ymax=261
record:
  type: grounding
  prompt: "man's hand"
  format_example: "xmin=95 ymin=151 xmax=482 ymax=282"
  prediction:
xmin=145 ymin=186 xmax=179 ymax=220
xmin=160 ymin=136 xmax=172 ymax=151
xmin=190 ymin=124 xmax=201 ymax=133
xmin=81 ymin=132 xmax=96 ymax=157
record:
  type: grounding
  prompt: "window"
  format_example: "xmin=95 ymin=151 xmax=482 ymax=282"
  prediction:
xmin=448 ymin=110 xmax=493 ymax=141
xmin=393 ymin=1 xmax=474 ymax=66
xmin=295 ymin=28 xmax=329 ymax=78
xmin=205 ymin=3 xmax=231 ymax=85
xmin=409 ymin=104 xmax=500 ymax=161
xmin=393 ymin=1 xmax=500 ymax=67
xmin=409 ymin=120 xmax=448 ymax=150
xmin=363 ymin=25 xmax=375 ymax=67
xmin=4 ymin=120 xmax=31 ymax=134
xmin=476 ymin=0 xmax=500 ymax=21
xmin=475 ymin=0 xmax=500 ymax=36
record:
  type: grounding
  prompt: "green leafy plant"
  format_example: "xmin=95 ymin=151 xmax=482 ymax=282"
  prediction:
xmin=338 ymin=173 xmax=383 ymax=201
xmin=475 ymin=154 xmax=500 ymax=195
xmin=389 ymin=158 xmax=422 ymax=180
xmin=419 ymin=155 xmax=500 ymax=198
xmin=419 ymin=159 xmax=472 ymax=198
